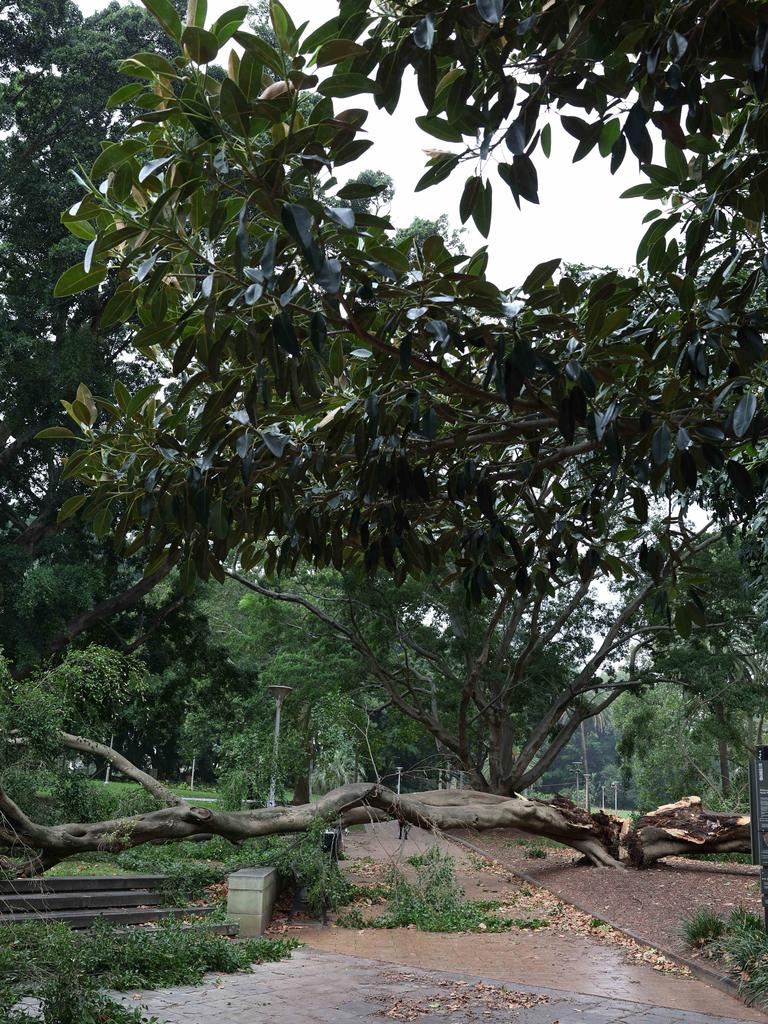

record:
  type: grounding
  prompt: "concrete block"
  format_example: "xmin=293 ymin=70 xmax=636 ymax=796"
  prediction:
xmin=227 ymin=867 xmax=279 ymax=937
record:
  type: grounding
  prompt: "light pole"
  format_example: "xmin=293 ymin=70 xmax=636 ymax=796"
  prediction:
xmin=190 ymin=756 xmax=196 ymax=793
xmin=572 ymin=763 xmax=581 ymax=800
xmin=267 ymin=685 xmax=293 ymax=807
xmin=104 ymin=734 xmax=114 ymax=785
xmin=584 ymin=772 xmax=590 ymax=812
xmin=612 ymin=780 xmax=619 ymax=812
xmin=601 ymin=783 xmax=606 ymax=810
xmin=396 ymin=766 xmax=403 ymax=795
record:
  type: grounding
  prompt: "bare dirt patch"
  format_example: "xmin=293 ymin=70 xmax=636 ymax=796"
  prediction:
xmin=451 ymin=827 xmax=760 ymax=956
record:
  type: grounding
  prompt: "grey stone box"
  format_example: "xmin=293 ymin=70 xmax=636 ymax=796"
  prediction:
xmin=226 ymin=866 xmax=279 ymax=937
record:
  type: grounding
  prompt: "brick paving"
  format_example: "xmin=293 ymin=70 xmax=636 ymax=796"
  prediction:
xmin=115 ymin=948 xmax=765 ymax=1023
xmin=20 ymin=822 xmax=767 ymax=1023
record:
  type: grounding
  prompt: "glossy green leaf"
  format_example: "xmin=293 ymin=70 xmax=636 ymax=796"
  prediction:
xmin=57 ymin=494 xmax=87 ymax=523
xmin=140 ymin=0 xmax=182 ymax=39
xmin=54 ymin=263 xmax=107 ymax=297
xmin=182 ymin=26 xmax=220 ymax=63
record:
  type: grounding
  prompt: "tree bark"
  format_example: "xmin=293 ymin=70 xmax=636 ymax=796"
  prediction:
xmin=6 ymin=739 xmax=756 ymax=876
xmin=47 ymin=559 xmax=177 ymax=657
xmin=579 ymin=721 xmax=590 ymax=778
xmin=625 ymin=796 xmax=750 ymax=868
xmin=291 ymin=702 xmax=312 ymax=806
xmin=0 ymin=778 xmax=625 ymax=875
xmin=712 ymin=701 xmax=732 ymax=798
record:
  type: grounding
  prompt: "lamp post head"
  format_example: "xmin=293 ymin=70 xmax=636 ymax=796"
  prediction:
xmin=268 ymin=685 xmax=293 ymax=703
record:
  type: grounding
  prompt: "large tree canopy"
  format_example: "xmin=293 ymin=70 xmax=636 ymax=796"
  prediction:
xmin=47 ymin=0 xmax=766 ymax=625
xmin=4 ymin=0 xmax=768 ymax=877
xmin=0 ymin=0 xmax=193 ymax=673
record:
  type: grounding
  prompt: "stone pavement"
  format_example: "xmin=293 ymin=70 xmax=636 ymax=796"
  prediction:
xmin=116 ymin=947 xmax=765 ymax=1023
xmin=293 ymin=822 xmax=765 ymax=1019
xmin=114 ymin=819 xmax=767 ymax=1024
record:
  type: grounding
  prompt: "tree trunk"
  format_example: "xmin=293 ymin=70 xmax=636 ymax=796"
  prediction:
xmin=0 ymin=778 xmax=626 ymax=875
xmin=6 ymin=737 xmax=756 ymax=876
xmin=626 ymin=796 xmax=750 ymax=867
xmin=712 ymin=701 xmax=732 ymax=798
xmin=488 ymin=714 xmax=516 ymax=795
xmin=579 ymin=721 xmax=590 ymax=778
xmin=291 ymin=701 xmax=312 ymax=806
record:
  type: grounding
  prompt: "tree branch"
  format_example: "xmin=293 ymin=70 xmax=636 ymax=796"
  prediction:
xmin=59 ymin=733 xmax=184 ymax=807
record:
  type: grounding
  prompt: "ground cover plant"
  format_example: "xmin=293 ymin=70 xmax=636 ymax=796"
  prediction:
xmin=110 ymin=821 xmax=354 ymax=914
xmin=337 ymin=846 xmax=549 ymax=933
xmin=682 ymin=907 xmax=768 ymax=1006
xmin=0 ymin=917 xmax=298 ymax=1023
xmin=0 ymin=918 xmax=298 ymax=991
xmin=1 ymin=976 xmax=158 ymax=1024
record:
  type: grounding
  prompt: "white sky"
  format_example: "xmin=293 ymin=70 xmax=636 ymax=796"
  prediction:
xmin=76 ymin=0 xmax=652 ymax=286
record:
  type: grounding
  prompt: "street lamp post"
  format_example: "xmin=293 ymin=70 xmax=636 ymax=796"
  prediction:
xmin=395 ymin=766 xmax=403 ymax=795
xmin=611 ymin=780 xmax=619 ymax=812
xmin=104 ymin=734 xmax=114 ymax=785
xmin=583 ymin=772 xmax=590 ymax=812
xmin=267 ymin=685 xmax=293 ymax=807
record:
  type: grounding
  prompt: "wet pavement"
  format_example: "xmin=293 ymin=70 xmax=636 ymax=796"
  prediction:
xmin=288 ymin=823 xmax=767 ymax=1021
xmin=115 ymin=947 xmax=766 ymax=1023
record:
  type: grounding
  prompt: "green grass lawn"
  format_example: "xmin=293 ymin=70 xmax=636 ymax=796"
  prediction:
xmin=84 ymin=779 xmax=221 ymax=801
xmin=47 ymin=857 xmax=129 ymax=877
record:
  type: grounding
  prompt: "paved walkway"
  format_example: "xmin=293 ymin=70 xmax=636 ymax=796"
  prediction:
xmin=114 ymin=822 xmax=767 ymax=1023
xmin=118 ymin=948 xmax=764 ymax=1023
xmin=290 ymin=823 xmax=765 ymax=1021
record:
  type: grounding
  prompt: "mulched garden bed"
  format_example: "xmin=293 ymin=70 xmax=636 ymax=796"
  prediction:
xmin=449 ymin=827 xmax=761 ymax=955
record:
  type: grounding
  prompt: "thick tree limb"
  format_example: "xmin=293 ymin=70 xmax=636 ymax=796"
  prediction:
xmin=626 ymin=796 xmax=751 ymax=868
xmin=59 ymin=733 xmax=184 ymax=807
xmin=1 ymin=781 xmax=625 ymax=874
xmin=47 ymin=559 xmax=177 ymax=656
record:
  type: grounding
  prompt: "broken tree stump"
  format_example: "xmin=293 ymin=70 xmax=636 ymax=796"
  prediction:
xmin=625 ymin=796 xmax=751 ymax=868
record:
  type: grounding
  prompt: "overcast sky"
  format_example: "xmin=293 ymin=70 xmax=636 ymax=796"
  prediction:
xmin=76 ymin=0 xmax=652 ymax=286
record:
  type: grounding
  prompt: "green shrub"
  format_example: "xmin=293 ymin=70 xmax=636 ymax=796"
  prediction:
xmin=338 ymin=846 xmax=549 ymax=934
xmin=681 ymin=908 xmax=726 ymax=947
xmin=525 ymin=845 xmax=547 ymax=859
xmin=406 ymin=853 xmax=427 ymax=868
xmin=268 ymin=822 xmax=352 ymax=916
xmin=681 ymin=906 xmax=768 ymax=1006
xmin=36 ymin=974 xmax=157 ymax=1024
xmin=685 ymin=852 xmax=752 ymax=865
xmin=0 ymin=918 xmax=298 ymax=994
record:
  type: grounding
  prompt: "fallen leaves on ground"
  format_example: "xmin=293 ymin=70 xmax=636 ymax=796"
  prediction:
xmin=378 ymin=973 xmax=549 ymax=1019
xmin=471 ymin=855 xmax=690 ymax=976
xmin=348 ymin=857 xmax=388 ymax=880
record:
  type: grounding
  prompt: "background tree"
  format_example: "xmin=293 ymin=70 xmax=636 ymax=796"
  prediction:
xmin=615 ymin=544 xmax=768 ymax=809
xmin=0 ymin=0 xmax=192 ymax=675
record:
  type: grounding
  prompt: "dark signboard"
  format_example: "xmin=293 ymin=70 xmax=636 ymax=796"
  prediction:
xmin=748 ymin=751 xmax=768 ymax=920
xmin=750 ymin=755 xmax=768 ymax=863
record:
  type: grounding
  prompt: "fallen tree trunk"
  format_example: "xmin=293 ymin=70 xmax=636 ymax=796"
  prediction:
xmin=0 ymin=755 xmax=625 ymax=874
xmin=6 ymin=735 xmax=750 ymax=874
xmin=625 ymin=796 xmax=751 ymax=867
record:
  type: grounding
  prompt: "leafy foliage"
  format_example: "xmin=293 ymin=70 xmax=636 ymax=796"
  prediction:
xmin=51 ymin=0 xmax=767 ymax=623
xmin=0 ymin=0 xmax=187 ymax=675
xmin=615 ymin=544 xmax=768 ymax=808
xmin=337 ymin=845 xmax=548 ymax=932
xmin=681 ymin=907 xmax=727 ymax=947
xmin=682 ymin=908 xmax=768 ymax=1006
xmin=0 ymin=917 xmax=298 ymax=994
